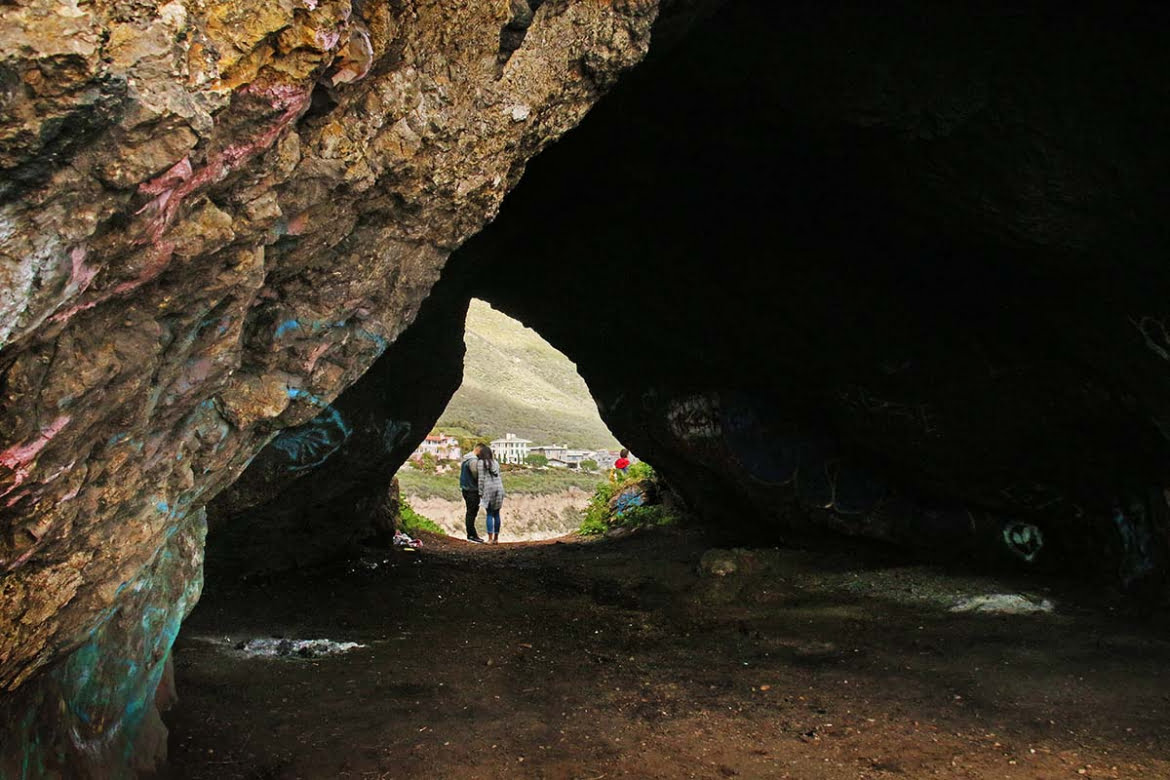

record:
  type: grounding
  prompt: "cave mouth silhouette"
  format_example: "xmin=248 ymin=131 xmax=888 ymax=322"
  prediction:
xmin=207 ymin=1 xmax=1170 ymax=594
xmin=390 ymin=297 xmax=625 ymax=542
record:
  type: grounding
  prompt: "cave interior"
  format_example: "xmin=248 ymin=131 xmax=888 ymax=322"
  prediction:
xmin=212 ymin=2 xmax=1170 ymax=593
xmin=6 ymin=2 xmax=1170 ymax=776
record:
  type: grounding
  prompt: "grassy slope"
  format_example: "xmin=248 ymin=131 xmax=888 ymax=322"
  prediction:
xmin=437 ymin=299 xmax=619 ymax=449
xmin=397 ymin=467 xmax=605 ymax=502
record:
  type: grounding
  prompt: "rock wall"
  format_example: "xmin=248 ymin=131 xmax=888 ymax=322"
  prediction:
xmin=204 ymin=280 xmax=469 ymax=580
xmin=0 ymin=0 xmax=666 ymax=773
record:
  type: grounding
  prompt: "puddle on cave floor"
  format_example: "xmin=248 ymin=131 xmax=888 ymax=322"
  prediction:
xmin=163 ymin=530 xmax=1170 ymax=779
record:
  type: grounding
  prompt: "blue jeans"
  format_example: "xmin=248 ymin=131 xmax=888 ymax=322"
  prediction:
xmin=485 ymin=507 xmax=501 ymax=536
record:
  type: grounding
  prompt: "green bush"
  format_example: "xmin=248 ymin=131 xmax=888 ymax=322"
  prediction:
xmin=617 ymin=504 xmax=675 ymax=528
xmin=627 ymin=461 xmax=654 ymax=481
xmin=580 ymin=458 xmax=598 ymax=472
xmin=398 ymin=496 xmax=446 ymax=536
xmin=579 ymin=480 xmax=618 ymax=535
xmin=578 ymin=461 xmax=676 ymax=535
xmin=578 ymin=514 xmax=610 ymax=536
xmin=525 ymin=453 xmax=549 ymax=467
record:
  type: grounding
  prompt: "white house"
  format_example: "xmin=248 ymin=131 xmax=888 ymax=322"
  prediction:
xmin=560 ymin=449 xmax=593 ymax=465
xmin=530 ymin=444 xmax=568 ymax=461
xmin=588 ymin=451 xmax=619 ymax=470
xmin=410 ymin=434 xmax=462 ymax=462
xmin=490 ymin=433 xmax=532 ymax=464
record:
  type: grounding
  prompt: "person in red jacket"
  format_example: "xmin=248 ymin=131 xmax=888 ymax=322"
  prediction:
xmin=614 ymin=448 xmax=631 ymax=476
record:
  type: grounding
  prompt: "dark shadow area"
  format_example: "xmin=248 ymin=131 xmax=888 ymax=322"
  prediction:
xmin=166 ymin=529 xmax=1170 ymax=778
xmin=456 ymin=1 xmax=1170 ymax=590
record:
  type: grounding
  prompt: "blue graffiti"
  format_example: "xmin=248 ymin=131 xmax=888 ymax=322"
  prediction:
xmin=614 ymin=489 xmax=645 ymax=517
xmin=721 ymin=399 xmax=802 ymax=485
xmin=273 ymin=389 xmax=352 ymax=471
xmin=1113 ymin=505 xmax=1157 ymax=587
xmin=286 ymin=387 xmax=325 ymax=406
xmin=354 ymin=328 xmax=388 ymax=353
xmin=198 ymin=312 xmax=233 ymax=338
xmin=382 ymin=420 xmax=413 ymax=453
xmin=47 ymin=512 xmax=206 ymax=774
xmin=274 ymin=318 xmax=389 ymax=356
xmin=1001 ymin=520 xmax=1044 ymax=563
xmin=274 ymin=318 xmax=303 ymax=339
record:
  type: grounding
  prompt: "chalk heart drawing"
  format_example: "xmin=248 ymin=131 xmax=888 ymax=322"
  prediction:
xmin=1002 ymin=521 xmax=1044 ymax=563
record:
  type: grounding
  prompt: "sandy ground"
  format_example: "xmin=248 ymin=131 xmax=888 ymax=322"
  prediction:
xmin=162 ymin=529 xmax=1170 ymax=779
xmin=407 ymin=488 xmax=590 ymax=542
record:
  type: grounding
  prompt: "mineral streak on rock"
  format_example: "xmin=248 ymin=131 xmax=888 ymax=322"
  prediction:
xmin=0 ymin=0 xmax=663 ymax=771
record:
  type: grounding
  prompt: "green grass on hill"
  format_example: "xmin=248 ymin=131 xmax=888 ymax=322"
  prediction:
xmin=437 ymin=300 xmax=619 ymax=449
xmin=397 ymin=466 xmax=606 ymax=502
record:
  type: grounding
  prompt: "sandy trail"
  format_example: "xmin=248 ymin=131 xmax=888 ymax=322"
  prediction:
xmin=164 ymin=529 xmax=1170 ymax=779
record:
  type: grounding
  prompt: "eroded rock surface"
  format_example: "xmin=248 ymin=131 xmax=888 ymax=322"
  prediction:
xmin=0 ymin=0 xmax=664 ymax=772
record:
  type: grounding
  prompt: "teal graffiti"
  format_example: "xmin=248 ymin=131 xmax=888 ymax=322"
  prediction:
xmin=273 ymin=389 xmax=352 ymax=471
xmin=273 ymin=318 xmax=388 ymax=355
xmin=1113 ymin=505 xmax=1156 ymax=587
xmin=1002 ymin=521 xmax=1044 ymax=563
xmin=614 ymin=489 xmax=645 ymax=517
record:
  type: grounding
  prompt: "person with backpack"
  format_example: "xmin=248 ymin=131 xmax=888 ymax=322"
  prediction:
xmin=459 ymin=443 xmax=486 ymax=543
xmin=477 ymin=444 xmax=507 ymax=544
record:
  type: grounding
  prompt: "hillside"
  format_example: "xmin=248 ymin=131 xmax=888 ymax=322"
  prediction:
xmin=437 ymin=299 xmax=619 ymax=449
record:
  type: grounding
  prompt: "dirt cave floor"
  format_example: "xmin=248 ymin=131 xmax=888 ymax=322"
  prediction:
xmin=163 ymin=529 xmax=1170 ymax=779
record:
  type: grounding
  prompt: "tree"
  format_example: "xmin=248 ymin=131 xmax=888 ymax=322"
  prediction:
xmin=580 ymin=459 xmax=599 ymax=472
xmin=418 ymin=452 xmax=438 ymax=473
xmin=525 ymin=453 xmax=549 ymax=467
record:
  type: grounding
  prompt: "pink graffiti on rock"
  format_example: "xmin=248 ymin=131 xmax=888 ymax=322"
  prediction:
xmin=0 ymin=415 xmax=72 ymax=498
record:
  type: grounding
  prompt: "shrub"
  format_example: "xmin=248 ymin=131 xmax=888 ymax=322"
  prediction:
xmin=580 ymin=458 xmax=598 ymax=472
xmin=525 ymin=453 xmax=549 ymax=467
xmin=418 ymin=452 xmax=438 ymax=473
xmin=577 ymin=463 xmax=676 ymax=536
xmin=579 ymin=481 xmax=618 ymax=535
xmin=617 ymin=504 xmax=675 ymax=528
xmin=398 ymin=495 xmax=446 ymax=536
xmin=627 ymin=461 xmax=654 ymax=481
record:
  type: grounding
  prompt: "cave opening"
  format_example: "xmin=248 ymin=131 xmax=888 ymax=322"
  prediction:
xmin=394 ymin=297 xmax=627 ymax=543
